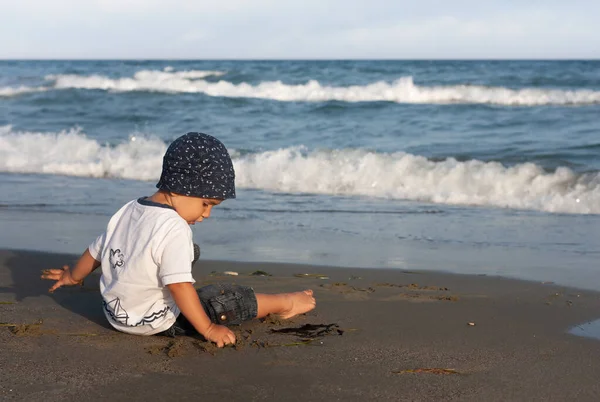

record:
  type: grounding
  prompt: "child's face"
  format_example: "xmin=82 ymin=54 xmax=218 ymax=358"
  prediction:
xmin=172 ymin=196 xmax=223 ymax=225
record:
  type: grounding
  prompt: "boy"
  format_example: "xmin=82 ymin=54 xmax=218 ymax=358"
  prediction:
xmin=42 ymin=132 xmax=316 ymax=348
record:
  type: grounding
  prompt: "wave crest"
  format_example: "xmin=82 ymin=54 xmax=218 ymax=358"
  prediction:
xmin=0 ymin=126 xmax=166 ymax=181
xmin=1 ymin=126 xmax=598 ymax=214
xmin=235 ymin=147 xmax=600 ymax=214
xmin=2 ymin=69 xmax=600 ymax=105
xmin=0 ymin=85 xmax=47 ymax=97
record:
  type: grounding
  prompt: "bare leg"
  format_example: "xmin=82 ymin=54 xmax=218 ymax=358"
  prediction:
xmin=256 ymin=290 xmax=316 ymax=319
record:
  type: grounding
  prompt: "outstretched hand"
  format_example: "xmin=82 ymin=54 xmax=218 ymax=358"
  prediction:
xmin=203 ymin=323 xmax=236 ymax=348
xmin=41 ymin=265 xmax=82 ymax=293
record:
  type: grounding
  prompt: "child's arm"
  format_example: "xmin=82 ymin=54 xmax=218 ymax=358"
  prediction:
xmin=41 ymin=249 xmax=101 ymax=293
xmin=167 ymin=282 xmax=236 ymax=348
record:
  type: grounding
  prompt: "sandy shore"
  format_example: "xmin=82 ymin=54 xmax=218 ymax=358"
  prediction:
xmin=2 ymin=249 xmax=600 ymax=401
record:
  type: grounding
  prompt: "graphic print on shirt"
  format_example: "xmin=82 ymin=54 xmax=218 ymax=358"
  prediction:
xmin=133 ymin=306 xmax=171 ymax=326
xmin=103 ymin=297 xmax=130 ymax=325
xmin=109 ymin=248 xmax=125 ymax=269
xmin=103 ymin=297 xmax=171 ymax=327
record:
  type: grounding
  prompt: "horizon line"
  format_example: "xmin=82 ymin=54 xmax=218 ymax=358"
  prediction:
xmin=1 ymin=57 xmax=600 ymax=62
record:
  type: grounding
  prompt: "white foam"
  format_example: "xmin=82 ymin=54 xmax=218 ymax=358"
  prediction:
xmin=0 ymin=126 xmax=166 ymax=181
xmin=0 ymin=69 xmax=225 ymax=98
xmin=46 ymin=69 xmax=226 ymax=93
xmin=0 ymin=85 xmax=46 ymax=97
xmin=40 ymin=72 xmax=600 ymax=105
xmin=4 ymin=69 xmax=600 ymax=105
xmin=234 ymin=147 xmax=600 ymax=214
xmin=1 ymin=126 xmax=598 ymax=214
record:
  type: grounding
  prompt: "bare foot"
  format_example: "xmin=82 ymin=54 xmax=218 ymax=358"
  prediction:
xmin=280 ymin=290 xmax=316 ymax=319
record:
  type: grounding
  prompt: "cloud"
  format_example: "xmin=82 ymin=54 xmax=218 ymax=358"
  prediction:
xmin=0 ymin=0 xmax=598 ymax=58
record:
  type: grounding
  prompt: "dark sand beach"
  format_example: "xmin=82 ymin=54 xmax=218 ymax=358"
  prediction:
xmin=2 ymin=249 xmax=600 ymax=401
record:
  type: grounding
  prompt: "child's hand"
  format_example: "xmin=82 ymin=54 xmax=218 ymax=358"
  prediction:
xmin=202 ymin=323 xmax=236 ymax=348
xmin=41 ymin=265 xmax=83 ymax=293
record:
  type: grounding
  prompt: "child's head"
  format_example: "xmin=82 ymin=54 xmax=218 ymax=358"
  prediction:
xmin=157 ymin=132 xmax=235 ymax=199
xmin=156 ymin=132 xmax=235 ymax=224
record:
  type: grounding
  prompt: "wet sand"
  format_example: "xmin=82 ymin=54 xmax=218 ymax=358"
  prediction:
xmin=2 ymin=249 xmax=600 ymax=401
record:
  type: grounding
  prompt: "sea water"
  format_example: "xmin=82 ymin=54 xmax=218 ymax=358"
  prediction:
xmin=1 ymin=60 xmax=599 ymax=289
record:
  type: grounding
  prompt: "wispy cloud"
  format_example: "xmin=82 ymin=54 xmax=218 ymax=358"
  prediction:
xmin=1 ymin=0 xmax=598 ymax=58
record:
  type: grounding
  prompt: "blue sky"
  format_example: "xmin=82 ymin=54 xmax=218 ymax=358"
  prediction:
xmin=1 ymin=0 xmax=599 ymax=59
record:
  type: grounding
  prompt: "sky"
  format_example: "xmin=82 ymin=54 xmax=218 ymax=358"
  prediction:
xmin=1 ymin=0 xmax=599 ymax=59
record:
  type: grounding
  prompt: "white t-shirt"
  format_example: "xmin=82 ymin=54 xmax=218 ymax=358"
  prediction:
xmin=88 ymin=198 xmax=195 ymax=335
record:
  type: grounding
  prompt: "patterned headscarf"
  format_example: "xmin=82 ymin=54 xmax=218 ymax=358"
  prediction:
xmin=156 ymin=132 xmax=236 ymax=199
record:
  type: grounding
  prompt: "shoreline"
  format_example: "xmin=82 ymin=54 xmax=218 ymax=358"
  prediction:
xmin=2 ymin=195 xmax=599 ymax=293
xmin=3 ymin=249 xmax=600 ymax=400
xmin=4 ymin=241 xmax=600 ymax=294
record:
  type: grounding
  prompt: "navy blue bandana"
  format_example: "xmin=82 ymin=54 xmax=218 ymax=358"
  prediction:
xmin=156 ymin=132 xmax=236 ymax=199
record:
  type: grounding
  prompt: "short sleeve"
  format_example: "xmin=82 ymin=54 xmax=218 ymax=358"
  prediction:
xmin=157 ymin=226 xmax=195 ymax=286
xmin=88 ymin=232 xmax=106 ymax=261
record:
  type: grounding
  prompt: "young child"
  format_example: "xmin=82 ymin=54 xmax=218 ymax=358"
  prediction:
xmin=42 ymin=132 xmax=316 ymax=347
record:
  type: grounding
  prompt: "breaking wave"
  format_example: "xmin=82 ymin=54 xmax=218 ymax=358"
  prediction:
xmin=0 ymin=85 xmax=47 ymax=97
xmin=2 ymin=69 xmax=600 ymax=106
xmin=1 ymin=126 xmax=599 ymax=214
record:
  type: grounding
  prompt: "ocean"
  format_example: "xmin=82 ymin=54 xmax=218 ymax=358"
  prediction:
xmin=1 ymin=60 xmax=599 ymax=289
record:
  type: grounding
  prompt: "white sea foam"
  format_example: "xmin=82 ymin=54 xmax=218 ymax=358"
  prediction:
xmin=3 ymin=69 xmax=600 ymax=105
xmin=1 ymin=126 xmax=598 ymax=214
xmin=0 ymin=69 xmax=225 ymax=98
xmin=0 ymin=85 xmax=47 ymax=97
xmin=235 ymin=147 xmax=600 ymax=214
xmin=0 ymin=126 xmax=167 ymax=181
xmin=46 ymin=69 xmax=226 ymax=92
xmin=40 ymin=71 xmax=600 ymax=105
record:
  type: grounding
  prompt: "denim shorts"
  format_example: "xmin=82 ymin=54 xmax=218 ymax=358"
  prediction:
xmin=159 ymin=283 xmax=258 ymax=337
